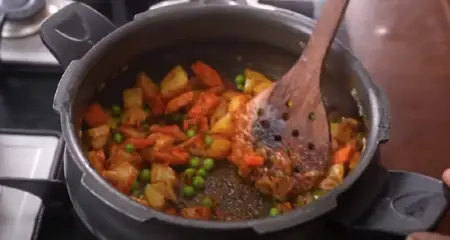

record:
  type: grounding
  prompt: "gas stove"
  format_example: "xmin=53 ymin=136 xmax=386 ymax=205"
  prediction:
xmin=0 ymin=0 xmax=72 ymax=66
xmin=0 ymin=0 xmax=317 ymax=67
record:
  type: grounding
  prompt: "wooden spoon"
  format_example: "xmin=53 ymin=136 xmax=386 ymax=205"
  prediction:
xmin=234 ymin=0 xmax=349 ymax=191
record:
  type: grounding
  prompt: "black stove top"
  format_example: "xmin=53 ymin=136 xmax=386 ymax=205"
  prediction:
xmin=0 ymin=70 xmax=61 ymax=131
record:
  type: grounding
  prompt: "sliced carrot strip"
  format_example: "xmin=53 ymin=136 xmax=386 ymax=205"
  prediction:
xmin=243 ymin=153 xmax=265 ymax=167
xmin=125 ymin=138 xmax=155 ymax=149
xmin=165 ymin=91 xmax=194 ymax=114
xmin=188 ymin=92 xmax=220 ymax=118
xmin=150 ymin=125 xmax=188 ymax=141
xmin=191 ymin=61 xmax=224 ymax=88
xmin=119 ymin=126 xmax=146 ymax=139
xmin=84 ymin=103 xmax=109 ymax=127
xmin=136 ymin=72 xmax=159 ymax=102
xmin=152 ymin=94 xmax=165 ymax=116
xmin=170 ymin=148 xmax=190 ymax=164
xmin=333 ymin=143 xmax=355 ymax=164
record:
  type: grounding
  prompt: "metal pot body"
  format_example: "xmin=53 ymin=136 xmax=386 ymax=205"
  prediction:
xmin=39 ymin=1 xmax=448 ymax=239
xmin=49 ymin=0 xmax=390 ymax=235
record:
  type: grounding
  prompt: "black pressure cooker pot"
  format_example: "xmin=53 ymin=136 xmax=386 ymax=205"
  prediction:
xmin=33 ymin=0 xmax=450 ymax=239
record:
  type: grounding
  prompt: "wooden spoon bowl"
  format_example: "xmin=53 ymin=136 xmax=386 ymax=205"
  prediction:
xmin=233 ymin=0 xmax=350 ymax=198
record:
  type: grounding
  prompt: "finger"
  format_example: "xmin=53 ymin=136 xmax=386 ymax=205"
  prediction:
xmin=407 ymin=232 xmax=450 ymax=240
xmin=443 ymin=168 xmax=450 ymax=187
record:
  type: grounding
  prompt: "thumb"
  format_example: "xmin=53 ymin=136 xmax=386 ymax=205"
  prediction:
xmin=407 ymin=232 xmax=450 ymax=240
xmin=443 ymin=168 xmax=450 ymax=187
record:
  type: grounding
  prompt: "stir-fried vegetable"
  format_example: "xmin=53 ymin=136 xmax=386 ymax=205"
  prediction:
xmin=204 ymin=135 xmax=214 ymax=146
xmin=243 ymin=68 xmax=273 ymax=95
xmin=84 ymin=103 xmax=110 ymax=128
xmin=202 ymin=197 xmax=213 ymax=208
xmin=192 ymin=176 xmax=205 ymax=189
xmin=137 ymin=72 xmax=159 ymax=102
xmin=269 ymin=208 xmax=280 ymax=217
xmin=81 ymin=60 xmax=365 ymax=221
xmin=197 ymin=168 xmax=208 ymax=178
xmin=144 ymin=184 xmax=166 ymax=209
xmin=160 ymin=65 xmax=189 ymax=99
xmin=203 ymin=158 xmax=215 ymax=170
xmin=140 ymin=169 xmax=151 ymax=182
xmin=183 ymin=185 xmax=195 ymax=197
xmin=186 ymin=129 xmax=196 ymax=138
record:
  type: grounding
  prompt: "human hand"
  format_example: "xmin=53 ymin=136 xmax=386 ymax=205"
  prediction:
xmin=406 ymin=169 xmax=450 ymax=240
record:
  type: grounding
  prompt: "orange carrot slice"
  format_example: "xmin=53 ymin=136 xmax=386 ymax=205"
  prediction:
xmin=243 ymin=154 xmax=265 ymax=167
xmin=84 ymin=103 xmax=109 ymax=127
xmin=333 ymin=143 xmax=355 ymax=164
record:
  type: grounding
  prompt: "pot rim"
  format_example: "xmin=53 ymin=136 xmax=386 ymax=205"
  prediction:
xmin=60 ymin=3 xmax=386 ymax=231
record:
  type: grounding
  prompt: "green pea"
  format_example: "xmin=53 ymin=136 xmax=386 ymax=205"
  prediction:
xmin=113 ymin=132 xmax=123 ymax=143
xmin=204 ymin=135 xmax=214 ymax=146
xmin=111 ymin=105 xmax=121 ymax=115
xmin=192 ymin=176 xmax=205 ymax=189
xmin=236 ymin=83 xmax=244 ymax=91
xmin=125 ymin=143 xmax=134 ymax=153
xmin=183 ymin=185 xmax=195 ymax=197
xmin=197 ymin=168 xmax=208 ymax=178
xmin=186 ymin=129 xmax=196 ymax=138
xmin=131 ymin=180 xmax=139 ymax=191
xmin=235 ymin=74 xmax=245 ymax=85
xmin=139 ymin=169 xmax=151 ymax=182
xmin=202 ymin=197 xmax=213 ymax=208
xmin=184 ymin=168 xmax=196 ymax=178
xmin=189 ymin=157 xmax=201 ymax=168
xmin=203 ymin=158 xmax=215 ymax=171
xmin=269 ymin=208 xmax=280 ymax=217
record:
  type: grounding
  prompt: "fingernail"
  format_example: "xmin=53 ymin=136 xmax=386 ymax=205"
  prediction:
xmin=406 ymin=236 xmax=417 ymax=240
xmin=443 ymin=168 xmax=450 ymax=185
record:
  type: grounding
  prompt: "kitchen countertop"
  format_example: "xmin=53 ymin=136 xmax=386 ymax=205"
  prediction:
xmin=344 ymin=0 xmax=450 ymax=235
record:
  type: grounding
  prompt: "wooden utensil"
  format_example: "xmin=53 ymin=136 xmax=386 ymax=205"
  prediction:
xmin=235 ymin=0 xmax=349 ymax=176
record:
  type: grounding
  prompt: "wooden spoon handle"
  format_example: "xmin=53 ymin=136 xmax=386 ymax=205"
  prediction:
xmin=283 ymin=0 xmax=350 ymax=86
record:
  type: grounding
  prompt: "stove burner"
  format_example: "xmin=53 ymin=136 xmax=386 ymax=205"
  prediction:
xmin=0 ymin=0 xmax=45 ymax=20
xmin=1 ymin=0 xmax=67 ymax=39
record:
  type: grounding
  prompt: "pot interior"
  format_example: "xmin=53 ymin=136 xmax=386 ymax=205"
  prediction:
xmin=91 ymin=42 xmax=360 ymax=118
xmin=73 ymin=7 xmax=369 ymax=131
xmin=69 ymin=6 xmax=375 ymax=225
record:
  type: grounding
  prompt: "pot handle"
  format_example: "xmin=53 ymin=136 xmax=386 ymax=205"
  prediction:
xmin=370 ymin=82 xmax=391 ymax=143
xmin=39 ymin=2 xmax=116 ymax=69
xmin=0 ymin=177 xmax=70 ymax=207
xmin=191 ymin=0 xmax=249 ymax=5
xmin=343 ymin=170 xmax=450 ymax=236
xmin=40 ymin=2 xmax=116 ymax=112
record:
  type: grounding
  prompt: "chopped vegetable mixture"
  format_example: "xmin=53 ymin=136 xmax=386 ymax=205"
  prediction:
xmin=81 ymin=61 xmax=365 ymax=221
